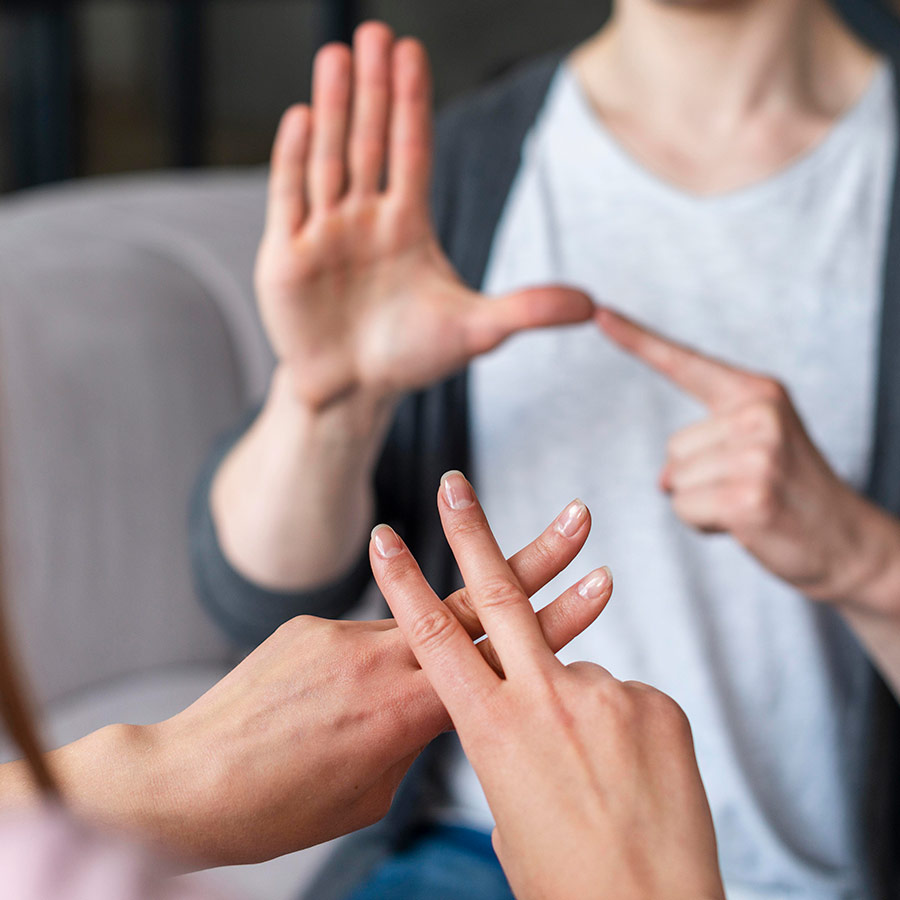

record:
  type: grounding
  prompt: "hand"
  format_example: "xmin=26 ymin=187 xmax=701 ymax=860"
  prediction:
xmin=372 ymin=471 xmax=725 ymax=900
xmin=42 ymin=496 xmax=608 ymax=867
xmin=255 ymin=22 xmax=593 ymax=411
xmin=597 ymin=307 xmax=893 ymax=605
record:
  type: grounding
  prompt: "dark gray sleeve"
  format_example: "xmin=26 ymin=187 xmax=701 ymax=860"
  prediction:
xmin=188 ymin=406 xmax=375 ymax=649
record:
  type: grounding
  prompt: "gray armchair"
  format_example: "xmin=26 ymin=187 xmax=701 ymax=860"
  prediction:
xmin=0 ymin=170 xmax=333 ymax=899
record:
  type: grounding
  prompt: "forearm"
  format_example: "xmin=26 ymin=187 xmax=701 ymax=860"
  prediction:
xmin=211 ymin=365 xmax=395 ymax=591
xmin=829 ymin=492 xmax=900 ymax=697
xmin=0 ymin=724 xmax=193 ymax=860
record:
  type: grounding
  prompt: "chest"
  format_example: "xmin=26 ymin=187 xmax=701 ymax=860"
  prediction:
xmin=472 ymin=152 xmax=889 ymax=494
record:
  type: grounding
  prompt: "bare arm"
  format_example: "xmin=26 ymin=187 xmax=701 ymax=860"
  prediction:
xmin=211 ymin=368 xmax=391 ymax=591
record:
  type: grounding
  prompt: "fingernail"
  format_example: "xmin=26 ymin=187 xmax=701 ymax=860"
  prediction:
xmin=441 ymin=470 xmax=474 ymax=510
xmin=577 ymin=566 xmax=612 ymax=600
xmin=556 ymin=499 xmax=588 ymax=537
xmin=371 ymin=524 xmax=403 ymax=559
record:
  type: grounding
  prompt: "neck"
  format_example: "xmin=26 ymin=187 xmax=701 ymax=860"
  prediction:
xmin=576 ymin=0 xmax=876 ymax=133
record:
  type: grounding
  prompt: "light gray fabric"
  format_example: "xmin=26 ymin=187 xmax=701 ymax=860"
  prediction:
xmin=0 ymin=170 xmax=278 ymax=708
xmin=451 ymin=62 xmax=896 ymax=899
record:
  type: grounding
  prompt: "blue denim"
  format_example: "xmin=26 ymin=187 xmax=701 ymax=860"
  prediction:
xmin=345 ymin=825 xmax=515 ymax=900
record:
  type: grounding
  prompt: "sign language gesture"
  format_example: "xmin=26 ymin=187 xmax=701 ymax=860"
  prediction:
xmin=255 ymin=23 xmax=593 ymax=410
xmin=596 ymin=307 xmax=900 ymax=607
xmin=371 ymin=472 xmax=726 ymax=900
xmin=6 ymin=496 xmax=610 ymax=867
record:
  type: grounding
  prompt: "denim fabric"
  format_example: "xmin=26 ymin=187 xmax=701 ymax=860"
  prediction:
xmin=345 ymin=826 xmax=515 ymax=900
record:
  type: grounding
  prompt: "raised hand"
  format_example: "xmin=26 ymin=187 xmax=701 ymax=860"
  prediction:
xmin=597 ymin=307 xmax=900 ymax=605
xmin=255 ymin=23 xmax=593 ymax=410
xmin=371 ymin=471 xmax=725 ymax=900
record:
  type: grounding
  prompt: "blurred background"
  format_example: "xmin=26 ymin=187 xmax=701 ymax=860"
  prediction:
xmin=0 ymin=0 xmax=618 ymax=194
xmin=3 ymin=0 xmax=898 ymax=194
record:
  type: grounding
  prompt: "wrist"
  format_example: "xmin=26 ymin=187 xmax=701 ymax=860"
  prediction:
xmin=818 ymin=492 xmax=900 ymax=617
xmin=271 ymin=362 xmax=396 ymax=445
xmin=54 ymin=724 xmax=160 ymax=820
xmin=211 ymin=363 xmax=396 ymax=591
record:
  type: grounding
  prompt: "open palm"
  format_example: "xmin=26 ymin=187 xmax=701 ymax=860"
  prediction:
xmin=255 ymin=23 xmax=593 ymax=410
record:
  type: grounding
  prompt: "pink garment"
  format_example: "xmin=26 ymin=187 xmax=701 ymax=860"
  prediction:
xmin=0 ymin=805 xmax=230 ymax=900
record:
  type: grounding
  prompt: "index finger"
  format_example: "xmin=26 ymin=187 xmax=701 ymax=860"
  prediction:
xmin=596 ymin=307 xmax=754 ymax=410
xmin=369 ymin=524 xmax=498 ymax=724
xmin=438 ymin=471 xmax=557 ymax=677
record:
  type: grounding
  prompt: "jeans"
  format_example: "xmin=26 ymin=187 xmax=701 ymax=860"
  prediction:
xmin=345 ymin=825 xmax=515 ymax=900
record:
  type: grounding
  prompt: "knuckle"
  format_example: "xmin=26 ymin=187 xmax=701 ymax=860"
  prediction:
xmin=744 ymin=446 xmax=780 ymax=482
xmin=375 ymin=554 xmax=416 ymax=591
xmin=449 ymin=588 xmax=477 ymax=625
xmin=624 ymin=683 xmax=692 ymax=734
xmin=276 ymin=614 xmax=315 ymax=642
xmin=446 ymin=514 xmax=489 ymax=541
xmin=735 ymin=481 xmax=778 ymax=524
xmin=740 ymin=402 xmax=783 ymax=443
xmin=408 ymin=607 xmax=458 ymax=652
xmin=751 ymin=376 xmax=788 ymax=405
xmin=476 ymin=577 xmax=526 ymax=613
xmin=528 ymin=533 xmax=562 ymax=573
xmin=651 ymin=695 xmax=692 ymax=739
xmin=597 ymin=678 xmax=639 ymax=721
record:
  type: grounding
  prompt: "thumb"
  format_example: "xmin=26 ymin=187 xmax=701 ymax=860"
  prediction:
xmin=466 ymin=285 xmax=594 ymax=356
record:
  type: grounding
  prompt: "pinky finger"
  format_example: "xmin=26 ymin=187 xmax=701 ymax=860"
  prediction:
xmin=265 ymin=104 xmax=312 ymax=240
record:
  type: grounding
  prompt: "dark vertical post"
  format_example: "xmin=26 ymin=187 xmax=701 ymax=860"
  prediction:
xmin=7 ymin=7 xmax=80 ymax=190
xmin=168 ymin=0 xmax=206 ymax=168
xmin=320 ymin=0 xmax=360 ymax=46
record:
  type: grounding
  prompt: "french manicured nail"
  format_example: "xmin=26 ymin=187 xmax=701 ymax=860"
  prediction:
xmin=441 ymin=470 xmax=474 ymax=510
xmin=371 ymin=524 xmax=403 ymax=559
xmin=556 ymin=499 xmax=588 ymax=537
xmin=577 ymin=566 xmax=612 ymax=600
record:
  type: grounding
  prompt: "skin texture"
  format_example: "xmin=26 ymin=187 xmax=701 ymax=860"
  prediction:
xmin=0 ymin=500 xmax=611 ymax=868
xmin=571 ymin=0 xmax=877 ymax=195
xmin=372 ymin=473 xmax=726 ymax=900
xmin=597 ymin=308 xmax=900 ymax=695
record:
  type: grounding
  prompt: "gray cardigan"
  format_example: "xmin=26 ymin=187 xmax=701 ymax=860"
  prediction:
xmin=190 ymin=45 xmax=900 ymax=900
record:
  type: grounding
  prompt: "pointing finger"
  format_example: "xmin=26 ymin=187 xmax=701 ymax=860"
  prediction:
xmin=596 ymin=307 xmax=756 ymax=411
